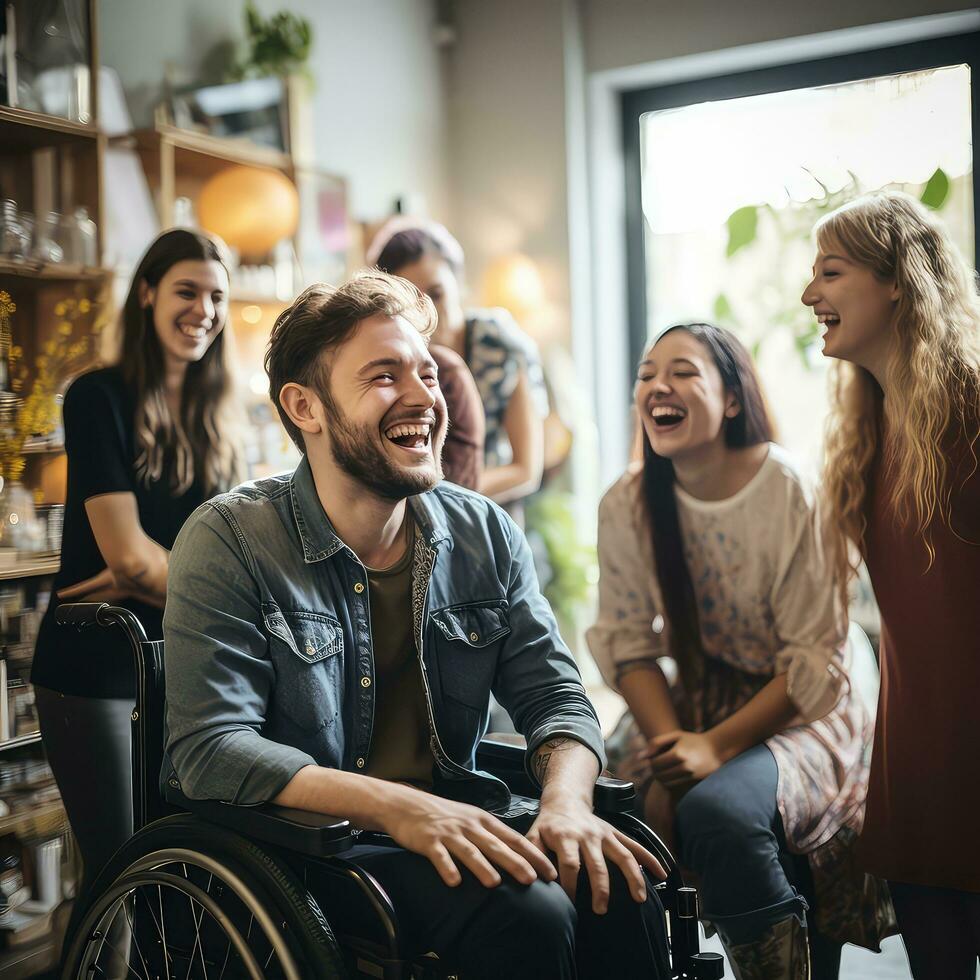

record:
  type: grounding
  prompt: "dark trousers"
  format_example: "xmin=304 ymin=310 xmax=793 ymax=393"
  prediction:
xmin=674 ymin=744 xmax=840 ymax=977
xmin=890 ymin=881 xmax=980 ymax=980
xmin=310 ymin=841 xmax=671 ymax=979
xmin=35 ymin=686 xmax=134 ymax=932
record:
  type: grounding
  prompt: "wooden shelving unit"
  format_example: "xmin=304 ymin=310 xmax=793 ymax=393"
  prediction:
xmin=0 ymin=937 xmax=58 ymax=980
xmin=0 ymin=559 xmax=60 ymax=583
xmin=0 ymin=105 xmax=99 ymax=150
xmin=0 ymin=1 xmax=99 ymax=968
xmin=110 ymin=123 xmax=293 ymax=228
xmin=0 ymin=258 xmax=111 ymax=283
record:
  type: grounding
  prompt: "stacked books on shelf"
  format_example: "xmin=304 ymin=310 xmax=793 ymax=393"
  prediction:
xmin=0 ymin=583 xmax=46 ymax=744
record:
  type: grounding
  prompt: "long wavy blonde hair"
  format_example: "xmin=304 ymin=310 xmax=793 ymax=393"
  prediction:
xmin=819 ymin=191 xmax=980 ymax=589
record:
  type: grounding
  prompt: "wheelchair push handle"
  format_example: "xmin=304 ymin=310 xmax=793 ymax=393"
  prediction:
xmin=56 ymin=602 xmax=150 ymax=644
xmin=56 ymin=601 xmax=111 ymax=627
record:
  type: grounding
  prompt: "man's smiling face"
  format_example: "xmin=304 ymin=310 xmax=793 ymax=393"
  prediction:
xmin=317 ymin=313 xmax=448 ymax=500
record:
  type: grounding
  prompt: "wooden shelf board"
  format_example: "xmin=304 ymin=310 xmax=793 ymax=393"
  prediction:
xmin=0 ymin=558 xmax=60 ymax=582
xmin=0 ymin=937 xmax=57 ymax=980
xmin=115 ymin=125 xmax=293 ymax=178
xmin=0 ymin=800 xmax=66 ymax=835
xmin=0 ymin=106 xmax=99 ymax=150
xmin=230 ymin=292 xmax=291 ymax=306
xmin=22 ymin=442 xmax=65 ymax=456
xmin=0 ymin=731 xmax=43 ymax=753
xmin=0 ymin=258 xmax=111 ymax=283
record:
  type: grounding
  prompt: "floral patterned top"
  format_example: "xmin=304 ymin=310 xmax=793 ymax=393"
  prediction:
xmin=464 ymin=309 xmax=549 ymax=469
xmin=587 ymin=445 xmax=872 ymax=854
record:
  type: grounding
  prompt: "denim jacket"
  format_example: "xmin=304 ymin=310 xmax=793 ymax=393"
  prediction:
xmin=163 ymin=457 xmax=604 ymax=809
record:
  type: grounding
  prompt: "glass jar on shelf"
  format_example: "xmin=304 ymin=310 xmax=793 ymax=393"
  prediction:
xmin=0 ymin=479 xmax=42 ymax=554
xmin=0 ymin=201 xmax=31 ymax=261
xmin=173 ymin=197 xmax=197 ymax=229
xmin=69 ymin=206 xmax=99 ymax=266
xmin=33 ymin=211 xmax=65 ymax=264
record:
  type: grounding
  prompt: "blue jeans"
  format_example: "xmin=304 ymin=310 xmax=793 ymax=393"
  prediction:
xmin=675 ymin=744 xmax=812 ymax=946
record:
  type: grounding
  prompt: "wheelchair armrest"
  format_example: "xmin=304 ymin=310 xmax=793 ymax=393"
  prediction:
xmin=595 ymin=774 xmax=637 ymax=814
xmin=476 ymin=735 xmax=636 ymax=815
xmin=165 ymin=785 xmax=354 ymax=857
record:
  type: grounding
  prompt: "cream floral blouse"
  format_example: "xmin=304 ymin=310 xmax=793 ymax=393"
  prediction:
xmin=587 ymin=444 xmax=872 ymax=854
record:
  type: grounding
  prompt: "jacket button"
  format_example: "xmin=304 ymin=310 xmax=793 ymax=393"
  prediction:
xmin=360 ymin=676 xmax=372 ymax=688
xmin=353 ymin=582 xmax=365 ymax=594
xmin=355 ymin=757 xmax=365 ymax=768
xmin=469 ymin=632 xmax=479 ymax=643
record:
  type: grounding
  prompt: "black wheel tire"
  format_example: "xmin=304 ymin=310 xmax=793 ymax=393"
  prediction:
xmin=63 ymin=812 xmax=348 ymax=979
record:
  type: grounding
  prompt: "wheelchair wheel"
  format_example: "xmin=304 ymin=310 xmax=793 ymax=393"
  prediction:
xmin=62 ymin=815 xmax=348 ymax=979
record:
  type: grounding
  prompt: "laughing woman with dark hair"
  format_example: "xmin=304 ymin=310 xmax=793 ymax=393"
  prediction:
xmin=589 ymin=324 xmax=890 ymax=980
xmin=31 ymin=228 xmax=245 ymax=912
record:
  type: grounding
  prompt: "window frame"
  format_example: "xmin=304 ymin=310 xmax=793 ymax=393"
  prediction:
xmin=622 ymin=31 xmax=980 ymax=377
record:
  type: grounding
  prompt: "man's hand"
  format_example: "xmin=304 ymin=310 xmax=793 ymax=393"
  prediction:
xmin=527 ymin=799 xmax=666 ymax=914
xmin=640 ymin=730 xmax=727 ymax=788
xmin=528 ymin=736 xmax=666 ymax=914
xmin=381 ymin=785 xmax=557 ymax=890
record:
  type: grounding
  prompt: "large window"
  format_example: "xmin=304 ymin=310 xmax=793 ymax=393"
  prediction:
xmin=623 ymin=33 xmax=979 ymax=469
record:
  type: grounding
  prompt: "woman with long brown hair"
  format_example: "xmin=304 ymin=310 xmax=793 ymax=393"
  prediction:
xmin=31 ymin=228 xmax=244 ymax=912
xmin=803 ymin=191 xmax=980 ymax=979
xmin=589 ymin=323 xmax=887 ymax=979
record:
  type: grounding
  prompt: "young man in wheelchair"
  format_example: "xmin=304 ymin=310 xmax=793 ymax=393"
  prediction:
xmin=162 ymin=271 xmax=671 ymax=979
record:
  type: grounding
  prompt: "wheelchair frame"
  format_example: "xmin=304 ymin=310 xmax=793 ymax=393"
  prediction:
xmin=55 ymin=601 xmax=724 ymax=979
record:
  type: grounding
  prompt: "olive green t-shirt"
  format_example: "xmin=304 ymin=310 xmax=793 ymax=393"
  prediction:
xmin=363 ymin=524 xmax=434 ymax=789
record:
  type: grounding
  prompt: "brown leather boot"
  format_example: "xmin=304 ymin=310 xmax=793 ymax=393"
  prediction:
xmin=723 ymin=916 xmax=811 ymax=980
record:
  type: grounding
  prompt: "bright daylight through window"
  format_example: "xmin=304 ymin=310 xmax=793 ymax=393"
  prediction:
xmin=640 ymin=64 xmax=974 ymax=470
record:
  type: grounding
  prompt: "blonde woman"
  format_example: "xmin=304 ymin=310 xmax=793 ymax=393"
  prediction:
xmin=32 ymin=229 xmax=244 ymax=915
xmin=802 ymin=191 xmax=980 ymax=980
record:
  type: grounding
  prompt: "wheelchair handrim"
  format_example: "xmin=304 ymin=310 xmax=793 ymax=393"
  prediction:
xmin=119 ymin=847 xmax=301 ymax=979
xmin=72 ymin=869 xmax=266 ymax=980
xmin=67 ymin=848 xmax=304 ymax=980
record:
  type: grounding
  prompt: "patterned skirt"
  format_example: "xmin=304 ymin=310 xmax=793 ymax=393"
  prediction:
xmin=605 ymin=655 xmax=896 ymax=950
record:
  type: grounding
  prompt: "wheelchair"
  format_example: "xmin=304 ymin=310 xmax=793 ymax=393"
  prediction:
xmin=54 ymin=602 xmax=725 ymax=979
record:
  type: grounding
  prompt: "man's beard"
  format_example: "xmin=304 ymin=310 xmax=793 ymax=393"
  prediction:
xmin=323 ymin=392 xmax=445 ymax=500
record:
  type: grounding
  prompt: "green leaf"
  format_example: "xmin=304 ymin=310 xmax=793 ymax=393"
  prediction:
xmin=713 ymin=293 xmax=733 ymax=323
xmin=920 ymin=168 xmax=950 ymax=210
xmin=726 ymin=206 xmax=758 ymax=257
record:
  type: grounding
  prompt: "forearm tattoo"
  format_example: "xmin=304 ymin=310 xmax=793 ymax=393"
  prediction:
xmin=532 ymin=737 xmax=573 ymax=784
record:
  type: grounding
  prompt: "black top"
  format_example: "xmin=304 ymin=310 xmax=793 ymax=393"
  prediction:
xmin=31 ymin=367 xmax=208 ymax=699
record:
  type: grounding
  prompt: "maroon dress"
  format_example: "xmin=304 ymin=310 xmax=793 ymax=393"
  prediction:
xmin=430 ymin=344 xmax=485 ymax=491
xmin=859 ymin=409 xmax=980 ymax=891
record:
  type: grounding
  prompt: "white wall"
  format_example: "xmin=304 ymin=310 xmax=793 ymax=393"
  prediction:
xmin=582 ymin=0 xmax=978 ymax=74
xmin=98 ymin=0 xmax=451 ymax=222
xmin=446 ymin=0 xmax=573 ymax=318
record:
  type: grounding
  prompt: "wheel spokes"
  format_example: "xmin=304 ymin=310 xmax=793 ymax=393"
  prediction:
xmin=76 ymin=871 xmax=270 ymax=980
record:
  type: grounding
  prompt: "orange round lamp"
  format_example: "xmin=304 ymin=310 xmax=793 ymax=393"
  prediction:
xmin=197 ymin=166 xmax=299 ymax=259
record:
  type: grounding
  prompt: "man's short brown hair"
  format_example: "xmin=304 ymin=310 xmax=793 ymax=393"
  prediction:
xmin=264 ymin=270 xmax=438 ymax=451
